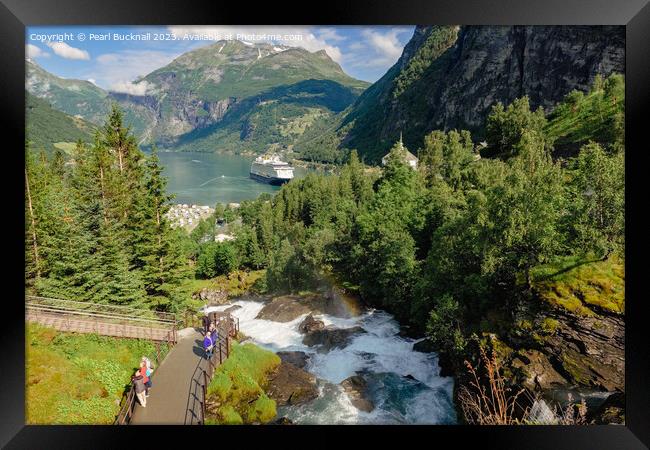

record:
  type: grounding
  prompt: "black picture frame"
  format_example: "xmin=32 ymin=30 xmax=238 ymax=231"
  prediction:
xmin=2 ymin=0 xmax=648 ymax=448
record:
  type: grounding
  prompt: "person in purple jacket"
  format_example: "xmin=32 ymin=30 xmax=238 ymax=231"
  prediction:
xmin=203 ymin=331 xmax=213 ymax=360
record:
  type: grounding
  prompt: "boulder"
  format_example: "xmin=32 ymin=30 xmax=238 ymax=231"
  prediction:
xmin=256 ymin=295 xmax=326 ymax=322
xmin=270 ymin=417 xmax=294 ymax=425
xmin=341 ymin=375 xmax=374 ymax=412
xmin=266 ymin=362 xmax=318 ymax=406
xmin=413 ymin=338 xmax=437 ymax=353
xmin=302 ymin=326 xmax=365 ymax=351
xmin=255 ymin=291 xmax=360 ymax=323
xmin=587 ymin=391 xmax=625 ymax=425
xmin=223 ymin=305 xmax=241 ymax=314
xmin=276 ymin=351 xmax=310 ymax=369
xmin=298 ymin=314 xmax=325 ymax=334
xmin=511 ymin=349 xmax=568 ymax=391
xmin=194 ymin=288 xmax=228 ymax=305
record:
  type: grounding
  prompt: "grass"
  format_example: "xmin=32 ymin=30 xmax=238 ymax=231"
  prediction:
xmin=545 ymin=74 xmax=624 ymax=152
xmin=26 ymin=323 xmax=164 ymax=424
xmin=205 ymin=341 xmax=280 ymax=425
xmin=531 ymin=255 xmax=624 ymax=315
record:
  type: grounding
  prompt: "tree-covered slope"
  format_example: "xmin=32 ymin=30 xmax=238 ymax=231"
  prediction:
xmin=296 ymin=25 xmax=625 ymax=164
xmin=26 ymin=92 xmax=97 ymax=154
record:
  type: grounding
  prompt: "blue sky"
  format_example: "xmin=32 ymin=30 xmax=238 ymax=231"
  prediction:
xmin=26 ymin=25 xmax=415 ymax=92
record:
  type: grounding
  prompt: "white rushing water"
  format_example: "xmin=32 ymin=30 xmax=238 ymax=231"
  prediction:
xmin=204 ymin=299 xmax=456 ymax=424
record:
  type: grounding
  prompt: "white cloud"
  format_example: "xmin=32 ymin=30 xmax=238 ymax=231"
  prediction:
xmin=166 ymin=26 xmax=344 ymax=63
xmin=46 ymin=41 xmax=90 ymax=60
xmin=26 ymin=44 xmax=49 ymax=59
xmin=90 ymin=50 xmax=180 ymax=90
xmin=340 ymin=27 xmax=413 ymax=71
xmin=109 ymin=80 xmax=152 ymax=96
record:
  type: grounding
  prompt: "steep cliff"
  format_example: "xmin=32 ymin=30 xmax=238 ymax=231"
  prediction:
xmin=299 ymin=25 xmax=625 ymax=163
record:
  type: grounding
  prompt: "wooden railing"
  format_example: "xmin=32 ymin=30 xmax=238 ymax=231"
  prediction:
xmin=26 ymin=296 xmax=177 ymax=342
xmin=185 ymin=315 xmax=240 ymax=425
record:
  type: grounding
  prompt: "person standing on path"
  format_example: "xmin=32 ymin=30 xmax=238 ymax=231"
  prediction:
xmin=141 ymin=357 xmax=154 ymax=395
xmin=203 ymin=331 xmax=214 ymax=360
xmin=132 ymin=371 xmax=147 ymax=407
xmin=202 ymin=312 xmax=210 ymax=333
xmin=139 ymin=362 xmax=151 ymax=397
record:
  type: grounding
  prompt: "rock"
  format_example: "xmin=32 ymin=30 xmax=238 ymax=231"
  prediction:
xmin=341 ymin=375 xmax=374 ymax=412
xmin=223 ymin=305 xmax=241 ymax=314
xmin=266 ymin=362 xmax=318 ymax=406
xmin=256 ymin=294 xmax=326 ymax=322
xmin=543 ymin=311 xmax=624 ymax=392
xmin=255 ymin=291 xmax=361 ymax=323
xmin=194 ymin=288 xmax=228 ymax=305
xmin=298 ymin=314 xmax=325 ymax=334
xmin=302 ymin=326 xmax=365 ymax=351
xmin=276 ymin=351 xmax=310 ymax=369
xmin=270 ymin=417 xmax=294 ymax=425
xmin=403 ymin=374 xmax=417 ymax=381
xmin=413 ymin=338 xmax=437 ymax=353
xmin=587 ymin=391 xmax=625 ymax=425
xmin=511 ymin=349 xmax=567 ymax=392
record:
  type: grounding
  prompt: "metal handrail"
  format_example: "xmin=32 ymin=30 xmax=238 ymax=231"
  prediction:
xmin=114 ymin=331 xmax=176 ymax=425
xmin=185 ymin=318 xmax=236 ymax=425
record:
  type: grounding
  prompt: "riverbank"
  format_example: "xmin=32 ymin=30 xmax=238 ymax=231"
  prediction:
xmin=202 ymin=287 xmax=457 ymax=425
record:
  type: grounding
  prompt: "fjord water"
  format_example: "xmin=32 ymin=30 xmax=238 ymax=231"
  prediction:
xmin=205 ymin=300 xmax=457 ymax=425
xmin=157 ymin=152 xmax=308 ymax=206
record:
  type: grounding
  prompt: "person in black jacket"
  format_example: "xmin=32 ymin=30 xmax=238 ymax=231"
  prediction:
xmin=132 ymin=371 xmax=147 ymax=408
xmin=201 ymin=312 xmax=210 ymax=333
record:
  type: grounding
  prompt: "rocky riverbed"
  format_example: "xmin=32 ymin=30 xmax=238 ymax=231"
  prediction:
xmin=204 ymin=292 xmax=456 ymax=424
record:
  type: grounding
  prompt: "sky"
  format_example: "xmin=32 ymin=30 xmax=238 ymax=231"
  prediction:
xmin=25 ymin=25 xmax=415 ymax=92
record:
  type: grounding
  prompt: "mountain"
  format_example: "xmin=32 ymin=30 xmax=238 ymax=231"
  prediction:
xmin=26 ymin=60 xmax=153 ymax=141
xmin=296 ymin=25 xmax=625 ymax=163
xmin=26 ymin=41 xmax=370 ymax=152
xmin=25 ymin=91 xmax=97 ymax=154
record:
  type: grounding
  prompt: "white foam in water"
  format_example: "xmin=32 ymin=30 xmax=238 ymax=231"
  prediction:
xmin=204 ymin=300 xmax=456 ymax=424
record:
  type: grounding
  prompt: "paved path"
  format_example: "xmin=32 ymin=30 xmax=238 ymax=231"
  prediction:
xmin=131 ymin=327 xmax=205 ymax=425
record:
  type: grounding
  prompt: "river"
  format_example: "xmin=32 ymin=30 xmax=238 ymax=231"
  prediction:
xmin=157 ymin=151 xmax=309 ymax=206
xmin=205 ymin=299 xmax=457 ymax=425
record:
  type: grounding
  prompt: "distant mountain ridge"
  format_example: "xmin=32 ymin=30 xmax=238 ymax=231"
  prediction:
xmin=25 ymin=41 xmax=370 ymax=153
xmin=296 ymin=25 xmax=625 ymax=163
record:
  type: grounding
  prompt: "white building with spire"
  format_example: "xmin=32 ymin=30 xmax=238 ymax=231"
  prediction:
xmin=381 ymin=133 xmax=418 ymax=169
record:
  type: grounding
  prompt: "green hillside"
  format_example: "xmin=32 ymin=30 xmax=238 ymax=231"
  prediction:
xmin=26 ymin=92 xmax=97 ymax=154
xmin=545 ymin=73 xmax=625 ymax=154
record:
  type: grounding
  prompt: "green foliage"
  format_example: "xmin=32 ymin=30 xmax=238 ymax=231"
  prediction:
xmin=196 ymin=242 xmax=239 ymax=279
xmin=206 ymin=342 xmax=280 ymax=424
xmin=26 ymin=106 xmax=190 ymax=311
xmin=567 ymin=142 xmax=624 ymax=258
xmin=531 ymin=255 xmax=624 ymax=315
xmin=425 ymin=295 xmax=466 ymax=354
xmin=485 ymin=97 xmax=550 ymax=158
xmin=26 ymin=323 xmax=159 ymax=424
xmin=26 ymin=92 xmax=97 ymax=155
xmin=546 ymin=73 xmax=625 ymax=153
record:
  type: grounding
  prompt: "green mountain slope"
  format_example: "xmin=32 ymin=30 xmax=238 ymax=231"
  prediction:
xmin=26 ymin=60 xmax=153 ymax=141
xmin=296 ymin=25 xmax=625 ymax=164
xmin=545 ymin=73 xmax=625 ymax=154
xmin=26 ymin=92 xmax=97 ymax=154
xmin=26 ymin=42 xmax=369 ymax=153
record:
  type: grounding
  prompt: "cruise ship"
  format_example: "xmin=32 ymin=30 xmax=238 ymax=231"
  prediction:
xmin=249 ymin=154 xmax=294 ymax=185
